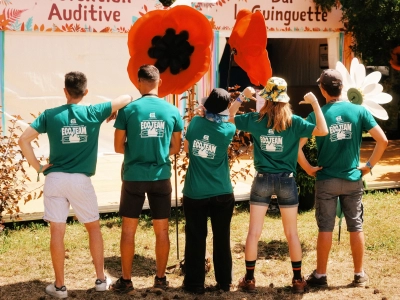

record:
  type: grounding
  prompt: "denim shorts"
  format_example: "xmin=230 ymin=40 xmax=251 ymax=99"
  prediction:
xmin=315 ymin=178 xmax=364 ymax=232
xmin=250 ymin=172 xmax=298 ymax=208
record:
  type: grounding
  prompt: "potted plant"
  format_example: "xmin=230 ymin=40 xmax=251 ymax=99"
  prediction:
xmin=296 ymin=136 xmax=318 ymax=211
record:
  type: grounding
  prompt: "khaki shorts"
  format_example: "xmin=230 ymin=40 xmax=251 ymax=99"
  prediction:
xmin=315 ymin=178 xmax=364 ymax=232
xmin=43 ymin=172 xmax=99 ymax=223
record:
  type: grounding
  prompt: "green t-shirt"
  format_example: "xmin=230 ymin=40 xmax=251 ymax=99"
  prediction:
xmin=306 ymin=101 xmax=377 ymax=181
xmin=182 ymin=116 xmax=236 ymax=199
xmin=31 ymin=102 xmax=112 ymax=176
xmin=114 ymin=96 xmax=184 ymax=181
xmin=235 ymin=112 xmax=314 ymax=175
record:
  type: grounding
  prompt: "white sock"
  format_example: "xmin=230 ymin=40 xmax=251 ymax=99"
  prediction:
xmin=354 ymin=271 xmax=365 ymax=277
xmin=315 ymin=272 xmax=327 ymax=279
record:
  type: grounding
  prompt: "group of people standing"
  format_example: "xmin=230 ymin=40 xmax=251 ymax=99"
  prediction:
xmin=18 ymin=64 xmax=387 ymax=298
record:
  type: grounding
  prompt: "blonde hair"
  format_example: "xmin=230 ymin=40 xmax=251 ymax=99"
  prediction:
xmin=258 ymin=101 xmax=293 ymax=132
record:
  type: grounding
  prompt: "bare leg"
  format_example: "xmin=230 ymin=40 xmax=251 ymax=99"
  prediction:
xmin=316 ymin=232 xmax=333 ymax=274
xmin=84 ymin=220 xmax=105 ymax=280
xmin=244 ymin=204 xmax=269 ymax=261
xmin=153 ymin=219 xmax=170 ymax=278
xmin=120 ymin=217 xmax=139 ymax=280
xmin=50 ymin=222 xmax=66 ymax=287
xmin=280 ymin=207 xmax=302 ymax=262
xmin=350 ymin=231 xmax=365 ymax=273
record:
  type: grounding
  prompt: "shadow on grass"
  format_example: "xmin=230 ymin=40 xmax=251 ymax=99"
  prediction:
xmin=105 ymin=255 xmax=157 ymax=279
xmin=258 ymin=240 xmax=288 ymax=261
xmin=0 ymin=280 xmax=197 ymax=300
xmin=0 ymin=278 xmax=357 ymax=300
xmin=233 ymin=239 xmax=312 ymax=262
xmin=257 ymin=240 xmax=312 ymax=261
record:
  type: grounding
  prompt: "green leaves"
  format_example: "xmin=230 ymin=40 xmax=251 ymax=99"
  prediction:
xmin=314 ymin=0 xmax=400 ymax=66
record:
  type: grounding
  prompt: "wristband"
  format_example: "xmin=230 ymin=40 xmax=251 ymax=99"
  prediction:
xmin=236 ymin=96 xmax=243 ymax=103
xmin=240 ymin=93 xmax=251 ymax=102
xmin=37 ymin=164 xmax=43 ymax=182
xmin=366 ymin=161 xmax=373 ymax=175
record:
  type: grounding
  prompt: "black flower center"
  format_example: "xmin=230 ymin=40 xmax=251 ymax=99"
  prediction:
xmin=148 ymin=28 xmax=195 ymax=75
xmin=159 ymin=0 xmax=176 ymax=7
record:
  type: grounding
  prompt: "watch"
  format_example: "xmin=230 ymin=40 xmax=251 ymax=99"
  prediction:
xmin=366 ymin=161 xmax=373 ymax=175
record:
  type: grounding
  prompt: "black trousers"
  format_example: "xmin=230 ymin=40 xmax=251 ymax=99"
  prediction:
xmin=183 ymin=193 xmax=235 ymax=288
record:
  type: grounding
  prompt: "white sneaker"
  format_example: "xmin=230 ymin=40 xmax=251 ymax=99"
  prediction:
xmin=95 ymin=276 xmax=112 ymax=291
xmin=45 ymin=283 xmax=68 ymax=298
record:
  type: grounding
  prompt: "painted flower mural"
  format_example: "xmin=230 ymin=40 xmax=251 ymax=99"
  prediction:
xmin=127 ymin=5 xmax=213 ymax=97
xmin=228 ymin=9 xmax=272 ymax=87
xmin=336 ymin=58 xmax=392 ymax=120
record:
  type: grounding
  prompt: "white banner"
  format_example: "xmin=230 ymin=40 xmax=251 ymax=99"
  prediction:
xmin=0 ymin=0 xmax=343 ymax=33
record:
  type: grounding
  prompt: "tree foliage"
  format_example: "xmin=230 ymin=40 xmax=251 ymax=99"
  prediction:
xmin=0 ymin=116 xmax=45 ymax=227
xmin=313 ymin=0 xmax=400 ymax=66
xmin=296 ymin=137 xmax=318 ymax=197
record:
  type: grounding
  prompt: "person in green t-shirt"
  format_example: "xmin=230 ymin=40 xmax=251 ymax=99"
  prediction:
xmin=298 ymin=69 xmax=388 ymax=288
xmin=182 ymin=88 xmax=236 ymax=295
xmin=111 ymin=65 xmax=183 ymax=293
xmin=18 ymin=71 xmax=133 ymax=299
xmin=229 ymin=77 xmax=328 ymax=294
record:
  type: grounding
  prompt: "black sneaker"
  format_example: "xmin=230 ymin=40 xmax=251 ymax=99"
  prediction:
xmin=352 ymin=273 xmax=369 ymax=287
xmin=154 ymin=276 xmax=169 ymax=290
xmin=208 ymin=283 xmax=232 ymax=292
xmin=110 ymin=277 xmax=134 ymax=294
xmin=217 ymin=283 xmax=232 ymax=292
xmin=306 ymin=270 xmax=328 ymax=287
xmin=183 ymin=285 xmax=205 ymax=295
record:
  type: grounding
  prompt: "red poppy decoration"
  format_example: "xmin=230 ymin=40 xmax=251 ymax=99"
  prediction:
xmin=127 ymin=6 xmax=213 ymax=97
xmin=228 ymin=9 xmax=272 ymax=86
xmin=390 ymin=46 xmax=400 ymax=71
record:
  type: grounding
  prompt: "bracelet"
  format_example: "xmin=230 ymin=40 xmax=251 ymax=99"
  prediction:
xmin=366 ymin=161 xmax=373 ymax=175
xmin=240 ymin=93 xmax=251 ymax=102
xmin=37 ymin=164 xmax=44 ymax=182
xmin=236 ymin=96 xmax=243 ymax=103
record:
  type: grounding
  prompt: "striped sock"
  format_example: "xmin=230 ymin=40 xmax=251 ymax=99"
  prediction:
xmin=291 ymin=261 xmax=302 ymax=280
xmin=245 ymin=260 xmax=256 ymax=280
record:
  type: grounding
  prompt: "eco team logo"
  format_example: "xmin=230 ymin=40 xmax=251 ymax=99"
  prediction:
xmin=329 ymin=115 xmax=352 ymax=141
xmin=140 ymin=112 xmax=165 ymax=138
xmin=61 ymin=118 xmax=88 ymax=144
xmin=260 ymin=129 xmax=283 ymax=152
xmin=192 ymin=135 xmax=217 ymax=159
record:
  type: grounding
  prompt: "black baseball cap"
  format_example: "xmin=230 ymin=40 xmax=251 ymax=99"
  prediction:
xmin=317 ymin=69 xmax=343 ymax=87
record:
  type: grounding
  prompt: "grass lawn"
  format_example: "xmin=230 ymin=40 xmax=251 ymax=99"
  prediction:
xmin=0 ymin=190 xmax=399 ymax=299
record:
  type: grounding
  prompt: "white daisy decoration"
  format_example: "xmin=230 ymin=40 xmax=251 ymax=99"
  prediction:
xmin=336 ymin=58 xmax=392 ymax=120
